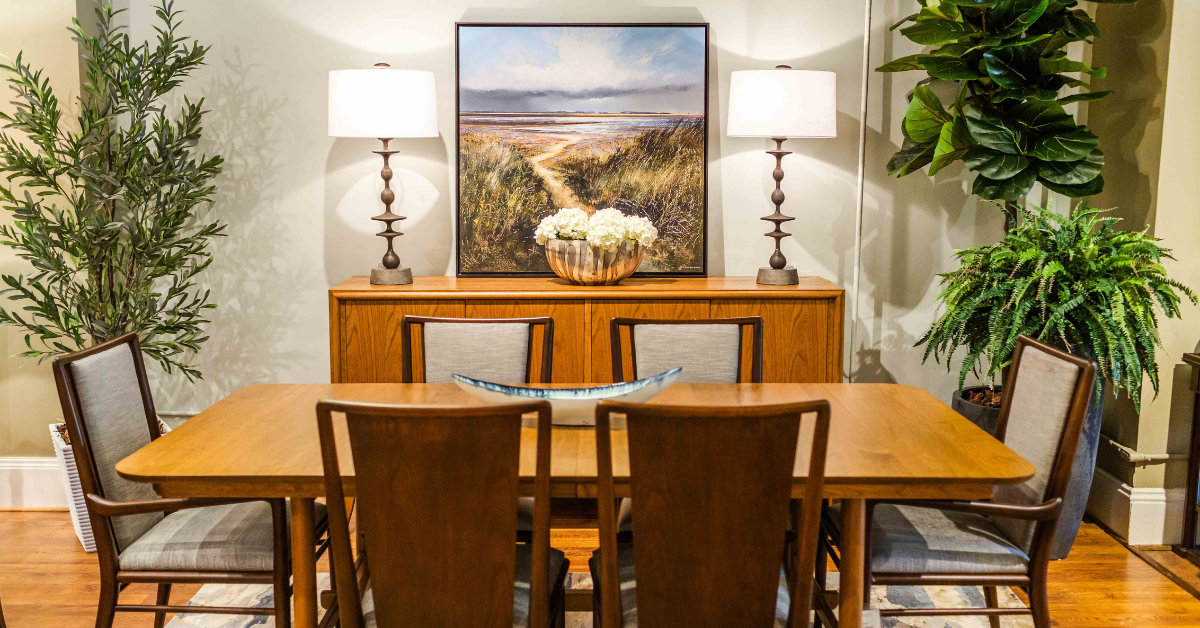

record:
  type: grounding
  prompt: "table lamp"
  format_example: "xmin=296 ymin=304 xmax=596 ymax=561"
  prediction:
xmin=727 ymin=66 xmax=837 ymax=285
xmin=328 ymin=64 xmax=438 ymax=285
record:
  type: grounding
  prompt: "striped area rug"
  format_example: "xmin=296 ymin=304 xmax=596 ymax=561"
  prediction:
xmin=168 ymin=572 xmax=1033 ymax=628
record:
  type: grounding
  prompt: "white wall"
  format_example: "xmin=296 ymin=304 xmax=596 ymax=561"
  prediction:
xmin=113 ymin=0 xmax=1005 ymax=414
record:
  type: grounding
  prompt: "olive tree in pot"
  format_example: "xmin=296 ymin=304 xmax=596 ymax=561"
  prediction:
xmin=0 ymin=2 xmax=223 ymax=549
xmin=918 ymin=203 xmax=1195 ymax=557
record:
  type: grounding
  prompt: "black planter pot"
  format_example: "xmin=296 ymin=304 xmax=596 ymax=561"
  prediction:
xmin=1051 ymin=376 xmax=1104 ymax=560
xmin=951 ymin=386 xmax=1002 ymax=436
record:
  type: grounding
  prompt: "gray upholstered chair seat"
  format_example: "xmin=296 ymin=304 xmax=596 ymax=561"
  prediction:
xmin=119 ymin=501 xmax=328 ymax=572
xmin=588 ymin=543 xmax=792 ymax=628
xmin=361 ymin=543 xmax=566 ymax=628
xmin=832 ymin=502 xmax=1029 ymax=574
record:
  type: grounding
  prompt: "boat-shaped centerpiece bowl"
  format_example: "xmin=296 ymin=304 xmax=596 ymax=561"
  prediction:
xmin=452 ymin=367 xmax=682 ymax=426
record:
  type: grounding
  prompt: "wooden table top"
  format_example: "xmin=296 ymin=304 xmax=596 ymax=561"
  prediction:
xmin=329 ymin=275 xmax=845 ymax=299
xmin=117 ymin=383 xmax=1034 ymax=500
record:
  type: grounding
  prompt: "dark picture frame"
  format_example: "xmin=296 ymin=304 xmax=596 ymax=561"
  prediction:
xmin=455 ymin=22 xmax=710 ymax=278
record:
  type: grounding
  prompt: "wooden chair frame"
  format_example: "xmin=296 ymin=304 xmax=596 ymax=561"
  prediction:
xmin=400 ymin=315 xmax=555 ymax=383
xmin=820 ymin=335 xmax=1094 ymax=628
xmin=593 ymin=399 xmax=831 ymax=628
xmin=317 ymin=399 xmax=567 ymax=628
xmin=53 ymin=333 xmax=329 ymax=628
xmin=609 ymin=316 xmax=764 ymax=383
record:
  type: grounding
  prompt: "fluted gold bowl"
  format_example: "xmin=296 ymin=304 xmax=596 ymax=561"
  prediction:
xmin=544 ymin=238 xmax=643 ymax=285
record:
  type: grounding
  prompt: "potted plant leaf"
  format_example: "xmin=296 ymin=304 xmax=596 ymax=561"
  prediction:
xmin=918 ymin=203 xmax=1195 ymax=557
xmin=0 ymin=2 xmax=223 ymax=550
xmin=878 ymin=0 xmax=1135 ymax=222
xmin=877 ymin=0 xmax=1141 ymax=424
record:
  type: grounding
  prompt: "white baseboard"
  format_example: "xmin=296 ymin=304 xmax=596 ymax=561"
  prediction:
xmin=0 ymin=457 xmax=67 ymax=509
xmin=1087 ymin=467 xmax=1186 ymax=545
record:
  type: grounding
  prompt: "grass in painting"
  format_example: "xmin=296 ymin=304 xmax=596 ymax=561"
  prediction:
xmin=458 ymin=134 xmax=556 ymax=273
xmin=553 ymin=120 xmax=705 ymax=272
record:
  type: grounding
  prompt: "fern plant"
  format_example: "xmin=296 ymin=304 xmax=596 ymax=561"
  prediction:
xmin=918 ymin=203 xmax=1195 ymax=407
xmin=0 ymin=1 xmax=223 ymax=379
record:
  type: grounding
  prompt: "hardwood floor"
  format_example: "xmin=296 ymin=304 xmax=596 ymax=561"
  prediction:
xmin=2 ymin=511 xmax=1199 ymax=627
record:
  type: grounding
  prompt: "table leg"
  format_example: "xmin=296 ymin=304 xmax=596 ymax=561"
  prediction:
xmin=839 ymin=498 xmax=867 ymax=628
xmin=291 ymin=497 xmax=318 ymax=628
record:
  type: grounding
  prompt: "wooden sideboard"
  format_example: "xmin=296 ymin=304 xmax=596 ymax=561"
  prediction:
xmin=329 ymin=276 xmax=845 ymax=384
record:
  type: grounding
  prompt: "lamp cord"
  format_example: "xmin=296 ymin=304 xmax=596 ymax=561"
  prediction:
xmin=849 ymin=0 xmax=874 ymax=383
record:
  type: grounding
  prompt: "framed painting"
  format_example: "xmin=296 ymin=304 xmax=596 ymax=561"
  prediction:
xmin=455 ymin=22 xmax=709 ymax=277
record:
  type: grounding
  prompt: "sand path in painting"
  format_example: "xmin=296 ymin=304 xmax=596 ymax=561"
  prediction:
xmin=530 ymin=136 xmax=589 ymax=210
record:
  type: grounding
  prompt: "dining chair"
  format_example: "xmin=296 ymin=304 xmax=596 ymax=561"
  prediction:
xmin=400 ymin=315 xmax=554 ymax=384
xmin=400 ymin=314 xmax=555 ymax=541
xmin=591 ymin=399 xmax=831 ymax=628
xmin=822 ymin=335 xmax=1095 ymax=628
xmin=316 ymin=399 xmax=570 ymax=628
xmin=608 ymin=316 xmax=766 ymax=537
xmin=52 ymin=333 xmax=330 ymax=628
xmin=609 ymin=316 xmax=763 ymax=383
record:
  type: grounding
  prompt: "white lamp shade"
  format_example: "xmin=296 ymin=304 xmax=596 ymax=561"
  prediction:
xmin=726 ymin=69 xmax=837 ymax=139
xmin=328 ymin=68 xmax=439 ymax=138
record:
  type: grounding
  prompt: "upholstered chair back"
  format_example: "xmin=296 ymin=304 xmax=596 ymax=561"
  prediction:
xmin=400 ymin=316 xmax=554 ymax=384
xmin=612 ymin=317 xmax=763 ymax=383
xmin=990 ymin=338 xmax=1092 ymax=553
xmin=66 ymin=340 xmax=162 ymax=552
xmin=423 ymin=322 xmax=530 ymax=383
xmin=633 ymin=324 xmax=739 ymax=382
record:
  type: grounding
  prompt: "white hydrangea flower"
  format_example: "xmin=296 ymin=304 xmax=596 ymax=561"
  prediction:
xmin=623 ymin=215 xmax=658 ymax=247
xmin=534 ymin=214 xmax=559 ymax=245
xmin=554 ymin=207 xmax=590 ymax=240
xmin=586 ymin=208 xmax=629 ymax=251
xmin=534 ymin=207 xmax=591 ymax=244
xmin=535 ymin=206 xmax=658 ymax=251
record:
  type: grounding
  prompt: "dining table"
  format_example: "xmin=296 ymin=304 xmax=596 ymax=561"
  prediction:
xmin=116 ymin=382 xmax=1034 ymax=628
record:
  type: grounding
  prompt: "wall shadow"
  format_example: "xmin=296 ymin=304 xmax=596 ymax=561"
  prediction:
xmin=149 ymin=49 xmax=318 ymax=411
xmin=324 ymin=136 xmax=452 ymax=282
xmin=1089 ymin=0 xmax=1171 ymax=232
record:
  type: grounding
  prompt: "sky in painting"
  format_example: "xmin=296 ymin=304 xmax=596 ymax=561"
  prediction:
xmin=458 ymin=25 xmax=706 ymax=114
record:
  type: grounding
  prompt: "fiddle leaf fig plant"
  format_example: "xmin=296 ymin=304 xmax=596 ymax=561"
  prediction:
xmin=880 ymin=0 xmax=1137 ymax=203
xmin=0 ymin=1 xmax=224 ymax=379
xmin=918 ymin=203 xmax=1195 ymax=409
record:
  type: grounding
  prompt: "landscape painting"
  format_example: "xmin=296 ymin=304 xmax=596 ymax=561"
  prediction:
xmin=456 ymin=23 xmax=709 ymax=276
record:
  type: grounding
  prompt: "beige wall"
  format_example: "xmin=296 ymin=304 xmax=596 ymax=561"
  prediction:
xmin=1130 ymin=0 xmax=1200 ymax=493
xmin=116 ymin=0 xmax=1007 ymax=416
xmin=1084 ymin=0 xmax=1200 ymax=499
xmin=1 ymin=1 xmax=1180 ymax=464
xmin=0 ymin=0 xmax=79 ymax=456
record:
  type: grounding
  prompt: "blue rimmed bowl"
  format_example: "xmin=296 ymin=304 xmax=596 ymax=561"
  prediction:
xmin=452 ymin=367 xmax=682 ymax=426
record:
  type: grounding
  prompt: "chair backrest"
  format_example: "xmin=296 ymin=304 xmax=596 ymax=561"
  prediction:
xmin=318 ymin=399 xmax=554 ymax=628
xmin=593 ymin=399 xmax=830 ymax=628
xmin=991 ymin=335 xmax=1095 ymax=555
xmin=400 ymin=316 xmax=554 ymax=384
xmin=610 ymin=317 xmax=764 ymax=383
xmin=52 ymin=333 xmax=164 ymax=555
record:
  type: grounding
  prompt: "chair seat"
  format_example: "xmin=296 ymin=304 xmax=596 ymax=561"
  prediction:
xmin=361 ymin=544 xmax=567 ymax=628
xmin=517 ymin=497 xmax=534 ymax=532
xmin=588 ymin=543 xmax=792 ymax=628
xmin=832 ymin=503 xmax=1029 ymax=574
xmin=119 ymin=501 xmax=328 ymax=572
